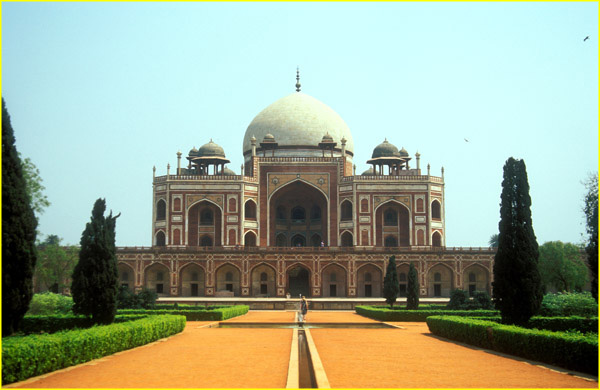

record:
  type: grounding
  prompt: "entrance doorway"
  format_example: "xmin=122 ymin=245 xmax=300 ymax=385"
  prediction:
xmin=288 ymin=266 xmax=310 ymax=297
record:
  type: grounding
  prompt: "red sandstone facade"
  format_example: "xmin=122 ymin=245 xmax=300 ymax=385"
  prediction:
xmin=116 ymin=78 xmax=495 ymax=298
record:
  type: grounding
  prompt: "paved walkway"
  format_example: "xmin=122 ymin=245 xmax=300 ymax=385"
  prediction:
xmin=6 ymin=311 xmax=597 ymax=388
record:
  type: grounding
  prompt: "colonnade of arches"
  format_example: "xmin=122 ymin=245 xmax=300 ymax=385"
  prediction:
xmin=117 ymin=262 xmax=489 ymax=298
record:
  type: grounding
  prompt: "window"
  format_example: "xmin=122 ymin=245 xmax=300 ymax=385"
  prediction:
xmin=225 ymin=272 xmax=233 ymax=282
xmin=432 ymin=232 xmax=442 ymax=247
xmin=341 ymin=232 xmax=353 ymax=247
xmin=276 ymin=234 xmax=286 ymax=247
xmin=330 ymin=284 xmax=337 ymax=297
xmin=156 ymin=284 xmax=164 ymax=294
xmin=341 ymin=201 xmax=352 ymax=221
xmin=384 ymin=208 xmax=397 ymax=226
xmin=245 ymin=201 xmax=256 ymax=219
xmin=432 ymin=200 xmax=441 ymax=220
xmin=157 ymin=272 xmax=164 ymax=281
xmin=260 ymin=272 xmax=268 ymax=282
xmin=365 ymin=272 xmax=372 ymax=282
xmin=330 ymin=273 xmax=337 ymax=282
xmin=385 ymin=235 xmax=398 ymax=247
xmin=416 ymin=198 xmax=424 ymax=213
xmin=291 ymin=206 xmax=306 ymax=221
xmin=156 ymin=200 xmax=166 ymax=221
xmin=121 ymin=272 xmax=129 ymax=281
xmin=399 ymin=273 xmax=407 ymax=282
xmin=276 ymin=206 xmax=286 ymax=220
xmin=200 ymin=235 xmax=213 ymax=247
xmin=360 ymin=198 xmax=369 ymax=213
xmin=434 ymin=272 xmax=441 ymax=282
xmin=200 ymin=208 xmax=213 ymax=225
xmin=155 ymin=231 xmax=166 ymax=246
xmin=191 ymin=272 xmax=199 ymax=281
xmin=469 ymin=272 xmax=476 ymax=283
xmin=311 ymin=205 xmax=321 ymax=220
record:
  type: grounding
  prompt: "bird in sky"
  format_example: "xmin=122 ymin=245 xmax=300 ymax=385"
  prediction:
xmin=584 ymin=36 xmax=590 ymax=42
xmin=464 ymin=138 xmax=469 ymax=143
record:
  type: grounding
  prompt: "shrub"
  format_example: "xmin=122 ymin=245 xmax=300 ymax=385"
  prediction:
xmin=538 ymin=292 xmax=597 ymax=317
xmin=355 ymin=306 xmax=498 ymax=322
xmin=26 ymin=293 xmax=74 ymax=315
xmin=426 ymin=315 xmax=598 ymax=375
xmin=447 ymin=289 xmax=468 ymax=309
xmin=2 ymin=314 xmax=185 ymax=384
xmin=19 ymin=314 xmax=148 ymax=335
xmin=118 ymin=305 xmax=249 ymax=321
xmin=116 ymin=287 xmax=157 ymax=309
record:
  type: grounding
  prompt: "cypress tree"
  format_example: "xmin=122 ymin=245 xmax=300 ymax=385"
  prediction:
xmin=383 ymin=256 xmax=399 ymax=308
xmin=2 ymin=98 xmax=38 ymax=336
xmin=406 ymin=262 xmax=420 ymax=310
xmin=493 ymin=158 xmax=543 ymax=325
xmin=71 ymin=198 xmax=120 ymax=324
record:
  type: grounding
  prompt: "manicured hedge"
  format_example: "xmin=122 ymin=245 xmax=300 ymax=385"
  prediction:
xmin=19 ymin=314 xmax=148 ymax=335
xmin=153 ymin=304 xmax=234 ymax=311
xmin=475 ymin=316 xmax=598 ymax=334
xmin=355 ymin=306 xmax=498 ymax=322
xmin=118 ymin=305 xmax=249 ymax=321
xmin=426 ymin=315 xmax=598 ymax=375
xmin=2 ymin=315 xmax=185 ymax=384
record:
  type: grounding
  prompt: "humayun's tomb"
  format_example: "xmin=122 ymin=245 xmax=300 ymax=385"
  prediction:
xmin=116 ymin=71 xmax=495 ymax=301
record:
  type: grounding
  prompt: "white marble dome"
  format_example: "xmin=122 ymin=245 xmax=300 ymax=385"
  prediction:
xmin=243 ymin=92 xmax=354 ymax=157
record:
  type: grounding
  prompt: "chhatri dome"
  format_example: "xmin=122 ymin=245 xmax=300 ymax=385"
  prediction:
xmin=243 ymin=70 xmax=354 ymax=161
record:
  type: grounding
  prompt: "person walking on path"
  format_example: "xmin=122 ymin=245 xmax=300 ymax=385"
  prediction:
xmin=299 ymin=296 xmax=308 ymax=322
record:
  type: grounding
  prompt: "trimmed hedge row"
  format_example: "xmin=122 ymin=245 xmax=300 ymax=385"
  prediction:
xmin=475 ymin=316 xmax=598 ymax=334
xmin=153 ymin=304 xmax=234 ymax=311
xmin=2 ymin=315 xmax=186 ymax=384
xmin=426 ymin=315 xmax=598 ymax=375
xmin=355 ymin=306 xmax=498 ymax=322
xmin=19 ymin=314 xmax=148 ymax=335
xmin=118 ymin=305 xmax=249 ymax=321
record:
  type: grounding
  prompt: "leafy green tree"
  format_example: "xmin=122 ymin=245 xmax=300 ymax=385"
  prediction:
xmin=2 ymin=98 xmax=38 ymax=336
xmin=488 ymin=234 xmax=499 ymax=248
xmin=71 ymin=198 xmax=120 ymax=324
xmin=406 ymin=262 xmax=419 ymax=310
xmin=583 ymin=173 xmax=598 ymax=301
xmin=538 ymin=241 xmax=589 ymax=293
xmin=19 ymin=154 xmax=50 ymax=215
xmin=34 ymin=235 xmax=79 ymax=293
xmin=493 ymin=158 xmax=543 ymax=325
xmin=383 ymin=256 xmax=399 ymax=308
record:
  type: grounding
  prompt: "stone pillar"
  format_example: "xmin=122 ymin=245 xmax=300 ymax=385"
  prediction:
xmin=416 ymin=152 xmax=421 ymax=171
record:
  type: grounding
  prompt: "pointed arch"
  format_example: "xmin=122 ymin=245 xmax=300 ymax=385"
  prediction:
xmin=179 ymin=263 xmax=205 ymax=297
xmin=144 ymin=262 xmax=170 ymax=296
xmin=322 ymin=263 xmax=347 ymax=297
xmin=374 ymin=199 xmax=411 ymax=247
xmin=250 ymin=262 xmax=277 ymax=297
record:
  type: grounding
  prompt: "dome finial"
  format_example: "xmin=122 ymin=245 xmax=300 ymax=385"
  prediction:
xmin=295 ymin=66 xmax=301 ymax=92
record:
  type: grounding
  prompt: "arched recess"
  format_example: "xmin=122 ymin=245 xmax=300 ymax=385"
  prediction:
xmin=310 ymin=233 xmax=322 ymax=247
xmin=286 ymin=263 xmax=311 ymax=297
xmin=172 ymin=229 xmax=181 ymax=245
xmin=269 ymin=180 xmax=328 ymax=247
xmin=245 ymin=199 xmax=257 ymax=220
xmin=144 ymin=263 xmax=170 ymax=296
xmin=276 ymin=233 xmax=287 ymax=247
xmin=118 ymin=263 xmax=135 ymax=291
xmin=215 ymin=263 xmax=241 ymax=296
xmin=432 ymin=199 xmax=442 ymax=220
xmin=322 ymin=264 xmax=347 ymax=297
xmin=463 ymin=264 xmax=490 ymax=295
xmin=385 ymin=235 xmax=398 ymax=247
xmin=340 ymin=200 xmax=353 ymax=221
xmin=432 ymin=231 xmax=442 ymax=247
xmin=356 ymin=264 xmax=382 ymax=297
xmin=416 ymin=198 xmax=424 ymax=213
xmin=427 ymin=263 xmax=454 ymax=297
xmin=341 ymin=231 xmax=353 ymax=247
xmin=251 ymin=263 xmax=276 ymax=297
xmin=180 ymin=263 xmax=205 ymax=297
xmin=291 ymin=234 xmax=306 ymax=247
xmin=156 ymin=199 xmax=166 ymax=221
xmin=187 ymin=200 xmax=222 ymax=247
xmin=155 ymin=231 xmax=166 ymax=247
xmin=417 ymin=229 xmax=425 ymax=246
xmin=375 ymin=200 xmax=410 ymax=247
xmin=245 ymin=231 xmax=257 ymax=247
xmin=396 ymin=263 xmax=410 ymax=297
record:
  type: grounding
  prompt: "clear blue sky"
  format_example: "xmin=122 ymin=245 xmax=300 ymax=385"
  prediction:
xmin=3 ymin=2 xmax=598 ymax=247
